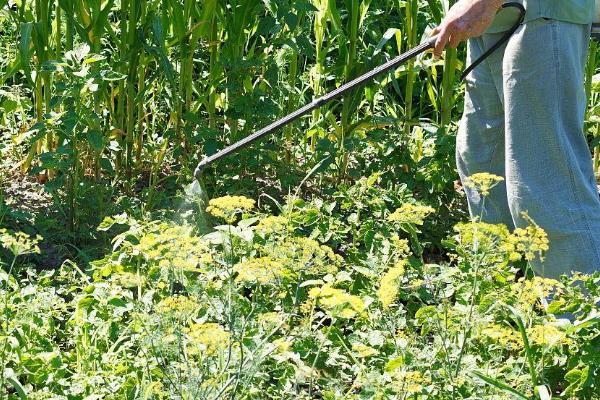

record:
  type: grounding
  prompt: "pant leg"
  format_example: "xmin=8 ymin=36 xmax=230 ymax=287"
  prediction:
xmin=503 ymin=18 xmax=600 ymax=278
xmin=457 ymin=35 xmax=514 ymax=228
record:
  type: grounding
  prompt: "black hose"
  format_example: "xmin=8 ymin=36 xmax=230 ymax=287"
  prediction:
xmin=194 ymin=36 xmax=438 ymax=177
xmin=460 ymin=2 xmax=526 ymax=81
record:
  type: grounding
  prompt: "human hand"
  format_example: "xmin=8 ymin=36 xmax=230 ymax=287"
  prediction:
xmin=431 ymin=0 xmax=503 ymax=58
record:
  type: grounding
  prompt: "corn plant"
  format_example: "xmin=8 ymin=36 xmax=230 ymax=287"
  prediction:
xmin=585 ymin=37 xmax=600 ymax=177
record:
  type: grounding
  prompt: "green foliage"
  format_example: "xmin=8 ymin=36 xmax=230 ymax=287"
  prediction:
xmin=2 ymin=186 xmax=600 ymax=399
xmin=1 ymin=0 xmax=467 ymax=231
xmin=1 ymin=0 xmax=600 ymax=398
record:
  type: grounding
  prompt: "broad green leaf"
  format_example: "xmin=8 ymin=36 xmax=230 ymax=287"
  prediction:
xmin=385 ymin=356 xmax=404 ymax=372
xmin=86 ymin=129 xmax=104 ymax=151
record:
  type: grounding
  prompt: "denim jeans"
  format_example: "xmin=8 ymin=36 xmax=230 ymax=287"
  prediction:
xmin=457 ymin=17 xmax=600 ymax=279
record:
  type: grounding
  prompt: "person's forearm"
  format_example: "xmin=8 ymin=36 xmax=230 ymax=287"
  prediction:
xmin=488 ymin=0 xmax=504 ymax=10
xmin=432 ymin=0 xmax=504 ymax=57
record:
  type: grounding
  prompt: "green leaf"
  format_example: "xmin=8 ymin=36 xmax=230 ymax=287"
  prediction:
xmin=469 ymin=371 xmax=529 ymax=400
xmin=238 ymin=217 xmax=260 ymax=228
xmin=93 ymin=0 xmax=115 ymax=43
xmin=98 ymin=213 xmax=131 ymax=231
xmin=198 ymin=0 xmax=218 ymax=38
xmin=326 ymin=0 xmax=343 ymax=32
xmin=1 ymin=99 xmax=18 ymax=113
xmin=100 ymin=70 xmax=127 ymax=81
xmin=148 ymin=16 xmax=176 ymax=92
xmin=299 ymin=279 xmax=324 ymax=287
xmin=505 ymin=304 xmax=538 ymax=386
xmin=385 ymin=356 xmax=404 ymax=372
xmin=351 ymin=264 xmax=376 ymax=278
xmin=78 ymin=296 xmax=97 ymax=310
xmin=99 ymin=157 xmax=115 ymax=174
xmin=108 ymin=297 xmax=128 ymax=308
xmin=564 ymin=364 xmax=590 ymax=395
xmin=86 ymin=129 xmax=104 ymax=151
xmin=373 ymin=28 xmax=400 ymax=55
xmin=293 ymin=1 xmax=317 ymax=12
xmin=168 ymin=0 xmax=186 ymax=39
xmin=4 ymin=369 xmax=28 ymax=399
xmin=18 ymin=22 xmax=34 ymax=85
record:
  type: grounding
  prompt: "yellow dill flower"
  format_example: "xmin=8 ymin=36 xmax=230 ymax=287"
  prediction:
xmin=0 ymin=229 xmax=42 ymax=257
xmin=505 ymin=217 xmax=550 ymax=262
xmin=388 ymin=203 xmax=435 ymax=226
xmin=156 ymin=295 xmax=198 ymax=319
xmin=256 ymin=215 xmax=289 ymax=235
xmin=511 ymin=277 xmax=562 ymax=308
xmin=272 ymin=237 xmax=342 ymax=277
xmin=392 ymin=370 xmax=431 ymax=395
xmin=206 ymin=195 xmax=255 ymax=223
xmin=185 ymin=322 xmax=230 ymax=355
xmin=272 ymin=337 xmax=293 ymax=353
xmin=463 ymin=173 xmax=504 ymax=197
xmin=527 ymin=323 xmax=572 ymax=347
xmin=391 ymin=235 xmax=412 ymax=257
xmin=454 ymin=222 xmax=510 ymax=250
xmin=233 ymin=256 xmax=290 ymax=285
xmin=307 ymin=285 xmax=365 ymax=319
xmin=352 ymin=343 xmax=378 ymax=358
xmin=258 ymin=312 xmax=283 ymax=328
xmin=454 ymin=221 xmax=512 ymax=265
xmin=136 ymin=224 xmax=213 ymax=270
xmin=479 ymin=323 xmax=523 ymax=350
xmin=377 ymin=260 xmax=406 ymax=309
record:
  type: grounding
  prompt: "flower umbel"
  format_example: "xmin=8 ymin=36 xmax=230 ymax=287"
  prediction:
xmin=479 ymin=323 xmax=523 ymax=350
xmin=307 ymin=285 xmax=365 ymax=319
xmin=112 ymin=272 xmax=144 ymax=288
xmin=233 ymin=256 xmax=290 ymax=285
xmin=463 ymin=172 xmax=504 ymax=197
xmin=391 ymin=370 xmax=431 ymax=395
xmin=511 ymin=276 xmax=562 ymax=309
xmin=352 ymin=343 xmax=378 ymax=358
xmin=505 ymin=214 xmax=550 ymax=262
xmin=206 ymin=195 xmax=255 ymax=223
xmin=185 ymin=322 xmax=230 ymax=355
xmin=527 ymin=322 xmax=572 ymax=347
xmin=156 ymin=295 xmax=198 ymax=320
xmin=454 ymin=221 xmax=511 ymax=265
xmin=270 ymin=237 xmax=342 ymax=277
xmin=256 ymin=215 xmax=289 ymax=235
xmin=136 ymin=224 xmax=213 ymax=271
xmin=388 ymin=203 xmax=435 ymax=226
xmin=0 ymin=229 xmax=42 ymax=257
xmin=377 ymin=260 xmax=406 ymax=309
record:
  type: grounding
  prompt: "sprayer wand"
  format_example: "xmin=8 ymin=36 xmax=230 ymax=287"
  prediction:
xmin=194 ymin=2 xmax=525 ymax=179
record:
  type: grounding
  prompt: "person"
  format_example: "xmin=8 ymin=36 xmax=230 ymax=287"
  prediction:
xmin=431 ymin=0 xmax=600 ymax=279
